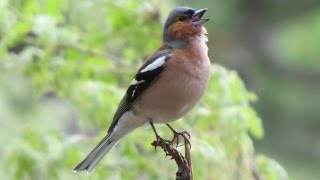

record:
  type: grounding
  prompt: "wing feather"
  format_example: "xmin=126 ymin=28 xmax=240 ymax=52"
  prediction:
xmin=107 ymin=48 xmax=172 ymax=133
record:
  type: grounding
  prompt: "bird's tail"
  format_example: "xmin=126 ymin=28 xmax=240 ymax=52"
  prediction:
xmin=73 ymin=132 xmax=119 ymax=173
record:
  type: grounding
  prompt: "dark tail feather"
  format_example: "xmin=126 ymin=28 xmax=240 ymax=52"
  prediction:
xmin=73 ymin=133 xmax=119 ymax=173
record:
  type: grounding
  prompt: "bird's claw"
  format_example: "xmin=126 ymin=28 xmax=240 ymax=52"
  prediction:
xmin=171 ymin=131 xmax=191 ymax=148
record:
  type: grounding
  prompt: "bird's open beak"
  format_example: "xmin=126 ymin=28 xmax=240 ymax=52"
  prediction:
xmin=192 ymin=8 xmax=209 ymax=26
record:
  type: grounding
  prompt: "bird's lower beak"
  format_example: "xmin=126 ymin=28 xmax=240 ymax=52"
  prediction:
xmin=192 ymin=8 xmax=209 ymax=26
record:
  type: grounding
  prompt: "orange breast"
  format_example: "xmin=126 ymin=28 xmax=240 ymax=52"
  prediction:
xmin=135 ymin=40 xmax=211 ymax=123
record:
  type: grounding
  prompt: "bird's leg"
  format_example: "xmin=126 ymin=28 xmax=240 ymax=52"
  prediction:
xmin=150 ymin=121 xmax=169 ymax=152
xmin=166 ymin=124 xmax=191 ymax=148
xmin=150 ymin=121 xmax=161 ymax=141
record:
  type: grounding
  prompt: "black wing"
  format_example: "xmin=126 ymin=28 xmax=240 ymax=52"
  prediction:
xmin=107 ymin=48 xmax=172 ymax=133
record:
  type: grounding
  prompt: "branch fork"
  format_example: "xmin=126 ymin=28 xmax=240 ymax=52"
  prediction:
xmin=151 ymin=133 xmax=193 ymax=180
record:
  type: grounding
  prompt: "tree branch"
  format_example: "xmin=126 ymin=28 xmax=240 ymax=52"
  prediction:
xmin=151 ymin=136 xmax=193 ymax=180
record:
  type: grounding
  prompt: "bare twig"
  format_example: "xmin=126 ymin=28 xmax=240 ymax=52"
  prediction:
xmin=151 ymin=135 xmax=192 ymax=180
xmin=184 ymin=138 xmax=193 ymax=179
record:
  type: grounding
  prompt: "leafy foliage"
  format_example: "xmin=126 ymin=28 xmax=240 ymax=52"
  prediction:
xmin=0 ymin=0 xmax=287 ymax=179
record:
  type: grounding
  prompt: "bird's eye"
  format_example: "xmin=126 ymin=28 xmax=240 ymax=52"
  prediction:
xmin=178 ymin=15 xmax=187 ymax=21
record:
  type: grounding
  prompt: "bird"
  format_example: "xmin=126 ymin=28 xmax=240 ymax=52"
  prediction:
xmin=73 ymin=6 xmax=211 ymax=173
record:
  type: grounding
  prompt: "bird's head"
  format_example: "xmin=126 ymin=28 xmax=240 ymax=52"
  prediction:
xmin=163 ymin=7 xmax=209 ymax=48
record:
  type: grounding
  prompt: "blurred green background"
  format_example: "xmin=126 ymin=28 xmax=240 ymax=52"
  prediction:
xmin=176 ymin=0 xmax=320 ymax=179
xmin=0 ymin=0 xmax=319 ymax=179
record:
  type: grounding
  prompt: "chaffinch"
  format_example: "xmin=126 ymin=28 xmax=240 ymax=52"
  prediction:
xmin=73 ymin=6 xmax=210 ymax=172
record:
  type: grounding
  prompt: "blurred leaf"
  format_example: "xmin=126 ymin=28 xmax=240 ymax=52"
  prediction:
xmin=255 ymin=155 xmax=289 ymax=180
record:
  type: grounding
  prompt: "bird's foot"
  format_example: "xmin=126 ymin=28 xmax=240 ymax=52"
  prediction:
xmin=166 ymin=124 xmax=191 ymax=148
xmin=170 ymin=131 xmax=191 ymax=148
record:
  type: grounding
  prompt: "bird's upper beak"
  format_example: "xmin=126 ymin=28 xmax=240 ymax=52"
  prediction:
xmin=192 ymin=8 xmax=209 ymax=26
